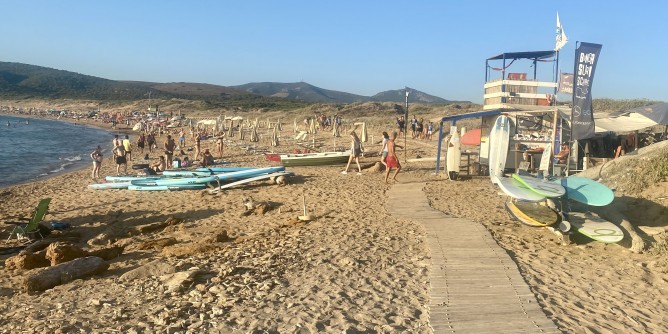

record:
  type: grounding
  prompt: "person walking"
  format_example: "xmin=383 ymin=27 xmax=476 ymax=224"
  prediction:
xmin=342 ymin=131 xmax=363 ymax=175
xmin=90 ymin=145 xmax=103 ymax=179
xmin=385 ymin=132 xmax=402 ymax=183
xmin=137 ymin=133 xmax=146 ymax=153
xmin=380 ymin=131 xmax=390 ymax=167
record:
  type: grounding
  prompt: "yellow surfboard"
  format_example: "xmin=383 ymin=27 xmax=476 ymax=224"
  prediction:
xmin=505 ymin=199 xmax=559 ymax=227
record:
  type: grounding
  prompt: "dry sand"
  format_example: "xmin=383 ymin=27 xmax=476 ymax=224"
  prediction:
xmin=0 ymin=110 xmax=666 ymax=333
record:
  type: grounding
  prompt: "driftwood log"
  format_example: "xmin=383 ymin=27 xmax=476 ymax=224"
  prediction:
xmin=23 ymin=256 xmax=108 ymax=293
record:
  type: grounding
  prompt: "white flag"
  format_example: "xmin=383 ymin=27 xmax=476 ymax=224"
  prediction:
xmin=555 ymin=13 xmax=568 ymax=51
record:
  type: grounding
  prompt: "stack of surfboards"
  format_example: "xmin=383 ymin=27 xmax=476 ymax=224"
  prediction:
xmin=88 ymin=166 xmax=290 ymax=191
xmin=497 ymin=170 xmax=621 ymax=243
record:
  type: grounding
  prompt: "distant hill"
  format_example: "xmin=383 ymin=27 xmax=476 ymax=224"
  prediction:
xmin=232 ymin=82 xmax=370 ymax=103
xmin=0 ymin=61 xmax=465 ymax=105
xmin=233 ymin=82 xmax=461 ymax=104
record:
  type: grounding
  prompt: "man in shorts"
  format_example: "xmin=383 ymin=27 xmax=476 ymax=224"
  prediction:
xmin=113 ymin=143 xmax=127 ymax=176
xmin=385 ymin=132 xmax=402 ymax=183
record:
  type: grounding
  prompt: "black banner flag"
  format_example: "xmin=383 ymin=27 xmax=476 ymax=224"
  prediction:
xmin=571 ymin=42 xmax=602 ymax=140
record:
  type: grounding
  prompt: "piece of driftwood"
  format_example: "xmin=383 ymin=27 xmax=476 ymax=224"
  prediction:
xmin=23 ymin=256 xmax=108 ymax=293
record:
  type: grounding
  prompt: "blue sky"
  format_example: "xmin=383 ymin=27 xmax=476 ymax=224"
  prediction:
xmin=1 ymin=1 xmax=666 ymax=104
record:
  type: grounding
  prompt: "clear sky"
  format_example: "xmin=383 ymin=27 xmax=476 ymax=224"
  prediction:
xmin=1 ymin=0 xmax=666 ymax=104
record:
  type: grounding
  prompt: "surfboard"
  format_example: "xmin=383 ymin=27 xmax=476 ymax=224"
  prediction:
xmin=506 ymin=199 xmax=559 ymax=227
xmin=512 ymin=173 xmax=566 ymax=198
xmin=567 ymin=211 xmax=624 ymax=243
xmin=105 ymin=175 xmax=163 ymax=182
xmin=561 ymin=176 xmax=614 ymax=206
xmin=488 ymin=115 xmax=510 ymax=183
xmin=209 ymin=172 xmax=294 ymax=193
xmin=130 ymin=175 xmax=219 ymax=186
xmin=194 ymin=167 xmax=254 ymax=173
xmin=538 ymin=143 xmax=552 ymax=172
xmin=127 ymin=184 xmax=207 ymax=191
xmin=460 ymin=128 xmax=482 ymax=146
xmin=496 ymin=177 xmax=547 ymax=202
xmin=446 ymin=126 xmax=461 ymax=180
xmin=132 ymin=166 xmax=286 ymax=186
xmin=88 ymin=182 xmax=131 ymax=190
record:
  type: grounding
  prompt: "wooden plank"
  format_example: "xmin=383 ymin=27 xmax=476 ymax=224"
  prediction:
xmin=385 ymin=181 xmax=558 ymax=333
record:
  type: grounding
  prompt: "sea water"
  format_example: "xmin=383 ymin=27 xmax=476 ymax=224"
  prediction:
xmin=0 ymin=115 xmax=111 ymax=188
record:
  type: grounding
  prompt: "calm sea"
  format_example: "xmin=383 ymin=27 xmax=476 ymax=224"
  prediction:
xmin=0 ymin=115 xmax=111 ymax=188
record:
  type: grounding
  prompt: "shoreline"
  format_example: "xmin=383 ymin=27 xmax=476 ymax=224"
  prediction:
xmin=0 ymin=112 xmax=123 ymax=190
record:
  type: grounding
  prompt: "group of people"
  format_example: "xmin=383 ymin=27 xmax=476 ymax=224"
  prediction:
xmin=341 ymin=130 xmax=402 ymax=183
xmin=409 ymin=115 xmax=434 ymax=140
xmin=91 ymin=130 xmax=223 ymax=179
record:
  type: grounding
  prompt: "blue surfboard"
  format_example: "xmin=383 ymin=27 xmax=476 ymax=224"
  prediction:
xmin=561 ymin=176 xmax=614 ymax=206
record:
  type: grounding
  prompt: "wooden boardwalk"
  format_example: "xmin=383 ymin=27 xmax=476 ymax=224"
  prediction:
xmin=386 ymin=181 xmax=560 ymax=334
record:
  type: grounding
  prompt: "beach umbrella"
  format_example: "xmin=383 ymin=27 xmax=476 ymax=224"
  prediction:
xmin=361 ymin=122 xmax=368 ymax=142
xmin=271 ymin=127 xmax=279 ymax=146
xmin=277 ymin=119 xmax=282 ymax=131
xmin=294 ymin=119 xmax=298 ymax=133
xmin=250 ymin=121 xmax=259 ymax=142
xmin=309 ymin=119 xmax=316 ymax=134
xmin=332 ymin=121 xmax=340 ymax=137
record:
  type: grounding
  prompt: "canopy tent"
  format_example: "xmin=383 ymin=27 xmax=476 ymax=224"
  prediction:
xmin=595 ymin=102 xmax=668 ymax=132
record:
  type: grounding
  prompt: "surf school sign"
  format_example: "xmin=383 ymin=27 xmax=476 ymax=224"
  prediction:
xmin=571 ymin=42 xmax=602 ymax=140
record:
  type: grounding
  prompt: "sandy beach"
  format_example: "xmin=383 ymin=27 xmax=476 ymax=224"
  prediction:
xmin=0 ymin=107 xmax=666 ymax=333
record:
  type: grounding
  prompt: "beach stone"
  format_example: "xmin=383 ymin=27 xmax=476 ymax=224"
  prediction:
xmin=88 ymin=246 xmax=124 ymax=260
xmin=120 ymin=259 xmax=176 ymax=281
xmin=5 ymin=251 xmax=50 ymax=270
xmin=160 ymin=270 xmax=201 ymax=293
xmin=161 ymin=243 xmax=213 ymax=258
xmin=137 ymin=237 xmax=178 ymax=250
xmin=202 ymin=231 xmax=232 ymax=243
xmin=87 ymin=233 xmax=114 ymax=246
xmin=45 ymin=242 xmax=87 ymax=265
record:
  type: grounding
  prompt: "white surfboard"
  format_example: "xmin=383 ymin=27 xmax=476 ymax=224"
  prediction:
xmin=567 ymin=211 xmax=624 ymax=243
xmin=488 ymin=115 xmax=510 ymax=183
xmin=538 ymin=144 xmax=552 ymax=172
xmin=512 ymin=173 xmax=566 ymax=198
xmin=208 ymin=172 xmax=293 ymax=193
xmin=446 ymin=126 xmax=461 ymax=180
xmin=496 ymin=177 xmax=546 ymax=202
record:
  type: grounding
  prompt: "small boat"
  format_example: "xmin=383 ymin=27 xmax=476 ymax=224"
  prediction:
xmin=279 ymin=151 xmax=351 ymax=167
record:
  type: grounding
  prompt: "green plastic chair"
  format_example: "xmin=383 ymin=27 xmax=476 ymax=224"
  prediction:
xmin=5 ymin=198 xmax=51 ymax=242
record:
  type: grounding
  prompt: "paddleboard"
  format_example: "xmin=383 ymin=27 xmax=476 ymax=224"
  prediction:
xmin=446 ymin=126 xmax=461 ymax=180
xmin=194 ymin=167 xmax=254 ymax=173
xmin=128 ymin=184 xmax=207 ymax=191
xmin=561 ymin=176 xmax=614 ymax=206
xmin=131 ymin=175 xmax=219 ymax=186
xmin=132 ymin=166 xmax=286 ymax=186
xmin=567 ymin=211 xmax=624 ymax=243
xmin=460 ymin=128 xmax=482 ymax=146
xmin=506 ymin=199 xmax=559 ymax=227
xmin=105 ymin=175 xmax=162 ymax=182
xmin=496 ymin=177 xmax=546 ymax=202
xmin=209 ymin=172 xmax=294 ymax=193
xmin=488 ymin=115 xmax=510 ymax=183
xmin=88 ymin=182 xmax=131 ymax=190
xmin=512 ymin=174 xmax=566 ymax=198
